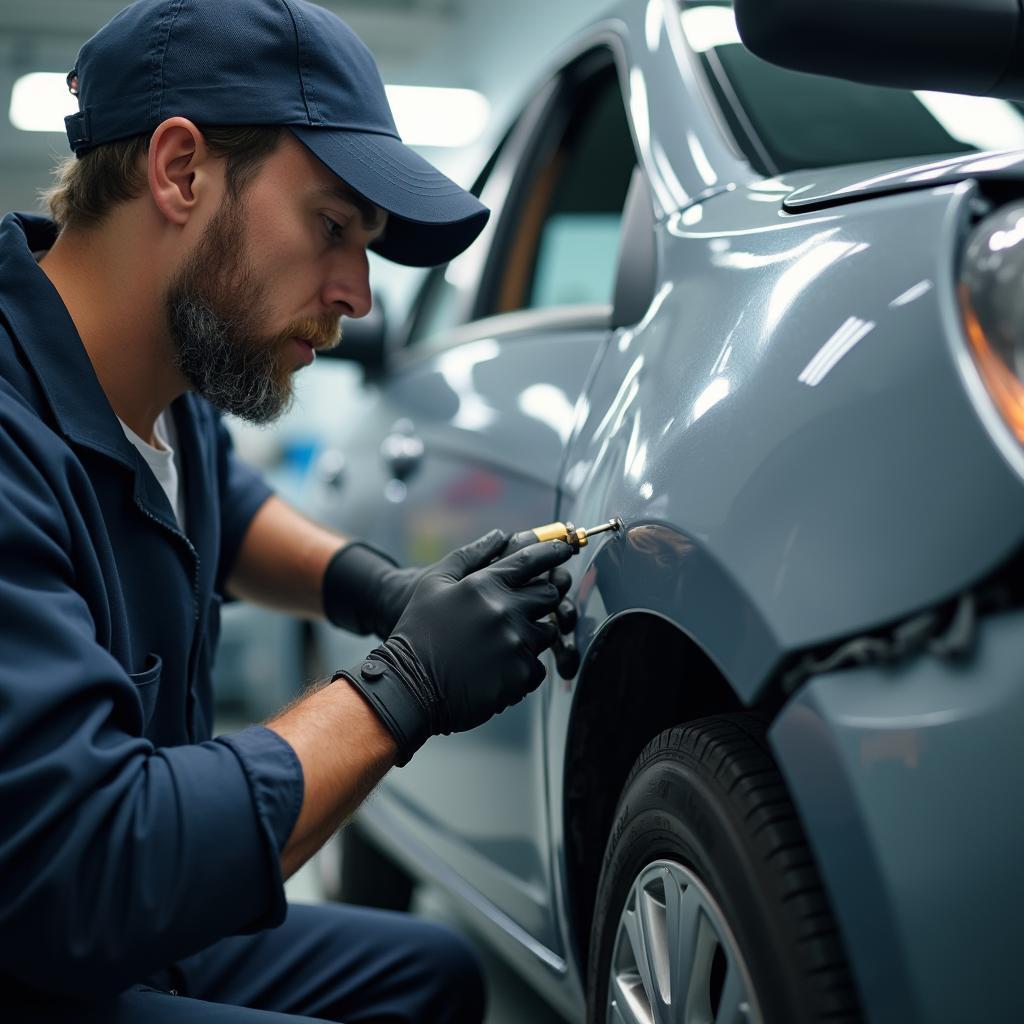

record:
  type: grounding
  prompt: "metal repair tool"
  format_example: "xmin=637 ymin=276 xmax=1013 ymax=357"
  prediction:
xmin=506 ymin=517 xmax=624 ymax=555
xmin=502 ymin=518 xmax=623 ymax=679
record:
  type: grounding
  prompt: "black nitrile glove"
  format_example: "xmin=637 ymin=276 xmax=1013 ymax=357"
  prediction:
xmin=322 ymin=541 xmax=426 ymax=639
xmin=335 ymin=529 xmax=572 ymax=765
xmin=500 ymin=532 xmax=575 ymax=634
xmin=324 ymin=534 xmax=574 ymax=640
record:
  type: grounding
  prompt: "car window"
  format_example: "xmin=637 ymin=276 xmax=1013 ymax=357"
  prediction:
xmin=681 ymin=1 xmax=1024 ymax=175
xmin=404 ymin=139 xmax=506 ymax=349
xmin=494 ymin=65 xmax=637 ymax=314
xmin=405 ymin=264 xmax=460 ymax=348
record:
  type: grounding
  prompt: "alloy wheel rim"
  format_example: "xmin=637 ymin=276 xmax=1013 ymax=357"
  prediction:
xmin=606 ymin=859 xmax=763 ymax=1024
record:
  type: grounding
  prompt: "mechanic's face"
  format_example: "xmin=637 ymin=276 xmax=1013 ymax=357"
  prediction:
xmin=166 ymin=134 xmax=384 ymax=424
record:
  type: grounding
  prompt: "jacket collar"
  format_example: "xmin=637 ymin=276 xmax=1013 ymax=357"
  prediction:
xmin=0 ymin=212 xmax=145 ymax=467
xmin=0 ymin=212 xmax=189 ymax=534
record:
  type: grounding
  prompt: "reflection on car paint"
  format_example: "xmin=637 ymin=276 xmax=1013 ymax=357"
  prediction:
xmin=798 ymin=317 xmax=877 ymax=388
xmin=889 ymin=280 xmax=934 ymax=307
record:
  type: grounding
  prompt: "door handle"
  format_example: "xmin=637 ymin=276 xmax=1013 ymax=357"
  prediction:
xmin=380 ymin=431 xmax=424 ymax=481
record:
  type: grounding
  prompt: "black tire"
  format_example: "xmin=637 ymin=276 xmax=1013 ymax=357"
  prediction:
xmin=587 ymin=714 xmax=860 ymax=1024
xmin=335 ymin=820 xmax=415 ymax=912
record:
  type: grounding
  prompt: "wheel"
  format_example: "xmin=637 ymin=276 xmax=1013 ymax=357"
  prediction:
xmin=587 ymin=715 xmax=860 ymax=1024
xmin=330 ymin=819 xmax=415 ymax=912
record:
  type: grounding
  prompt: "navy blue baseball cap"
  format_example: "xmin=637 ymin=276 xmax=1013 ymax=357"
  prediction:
xmin=63 ymin=0 xmax=489 ymax=267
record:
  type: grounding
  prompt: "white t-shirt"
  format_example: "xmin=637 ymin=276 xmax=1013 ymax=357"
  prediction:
xmin=118 ymin=410 xmax=185 ymax=530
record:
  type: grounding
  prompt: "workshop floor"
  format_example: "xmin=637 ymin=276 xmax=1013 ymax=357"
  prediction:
xmin=285 ymin=857 xmax=572 ymax=1024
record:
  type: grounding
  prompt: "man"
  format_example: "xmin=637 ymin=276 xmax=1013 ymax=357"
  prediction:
xmin=0 ymin=1 xmax=573 ymax=1020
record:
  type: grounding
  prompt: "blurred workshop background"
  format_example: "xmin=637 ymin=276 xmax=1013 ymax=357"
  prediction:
xmin=0 ymin=2 xmax=611 ymax=1019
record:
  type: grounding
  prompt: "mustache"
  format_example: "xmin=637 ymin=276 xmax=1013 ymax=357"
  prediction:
xmin=282 ymin=315 xmax=342 ymax=351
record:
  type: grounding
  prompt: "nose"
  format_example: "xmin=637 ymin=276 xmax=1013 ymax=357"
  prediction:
xmin=321 ymin=247 xmax=372 ymax=319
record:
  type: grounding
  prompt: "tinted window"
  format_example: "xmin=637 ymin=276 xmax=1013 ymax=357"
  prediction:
xmin=405 ymin=138 xmax=506 ymax=348
xmin=494 ymin=65 xmax=637 ymax=313
xmin=527 ymin=79 xmax=636 ymax=308
xmin=682 ymin=1 xmax=1024 ymax=175
xmin=406 ymin=265 xmax=461 ymax=348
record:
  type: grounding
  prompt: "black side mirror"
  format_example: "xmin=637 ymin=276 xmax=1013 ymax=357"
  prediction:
xmin=321 ymin=295 xmax=388 ymax=377
xmin=611 ymin=166 xmax=657 ymax=329
xmin=734 ymin=0 xmax=1024 ymax=100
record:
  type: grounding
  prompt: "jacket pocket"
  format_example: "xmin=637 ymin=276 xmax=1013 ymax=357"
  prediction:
xmin=129 ymin=652 xmax=163 ymax=731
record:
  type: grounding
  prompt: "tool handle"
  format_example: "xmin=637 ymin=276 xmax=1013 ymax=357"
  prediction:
xmin=505 ymin=528 xmax=553 ymax=555
xmin=504 ymin=522 xmax=576 ymax=556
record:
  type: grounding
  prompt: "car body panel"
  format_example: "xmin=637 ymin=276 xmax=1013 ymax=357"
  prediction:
xmin=769 ymin=605 xmax=1024 ymax=1023
xmin=559 ymin=179 xmax=1024 ymax=706
xmin=311 ymin=318 xmax=609 ymax=955
xmin=304 ymin=2 xmax=1024 ymax=1020
xmin=782 ymin=148 xmax=1024 ymax=212
xmin=356 ymin=789 xmax=584 ymax=1020
xmin=599 ymin=0 xmax=758 ymax=218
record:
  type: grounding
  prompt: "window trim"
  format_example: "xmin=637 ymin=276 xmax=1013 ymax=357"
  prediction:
xmin=472 ymin=45 xmax=630 ymax=322
xmin=400 ymin=76 xmax=564 ymax=353
xmin=392 ymin=304 xmax=613 ymax=371
xmin=400 ymin=43 xmax=640 ymax=360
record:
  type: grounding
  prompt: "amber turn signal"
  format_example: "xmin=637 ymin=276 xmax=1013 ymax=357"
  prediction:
xmin=960 ymin=283 xmax=1024 ymax=444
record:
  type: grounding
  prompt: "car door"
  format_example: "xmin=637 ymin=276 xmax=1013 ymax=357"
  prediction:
xmin=311 ymin=49 xmax=640 ymax=952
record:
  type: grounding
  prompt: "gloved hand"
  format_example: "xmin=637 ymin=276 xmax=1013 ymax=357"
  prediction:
xmin=500 ymin=532 xmax=576 ymax=634
xmin=335 ymin=529 xmax=572 ymax=765
xmin=322 ymin=541 xmax=425 ymax=639
xmin=323 ymin=535 xmax=575 ymax=639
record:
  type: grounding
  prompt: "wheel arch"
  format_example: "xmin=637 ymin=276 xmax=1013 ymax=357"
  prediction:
xmin=561 ymin=610 xmax=744 ymax=977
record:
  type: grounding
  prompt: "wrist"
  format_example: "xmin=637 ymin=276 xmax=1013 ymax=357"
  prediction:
xmin=333 ymin=644 xmax=433 ymax=767
xmin=322 ymin=541 xmax=398 ymax=634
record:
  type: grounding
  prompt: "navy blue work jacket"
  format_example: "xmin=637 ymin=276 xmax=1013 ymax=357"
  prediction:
xmin=0 ymin=213 xmax=304 ymax=1000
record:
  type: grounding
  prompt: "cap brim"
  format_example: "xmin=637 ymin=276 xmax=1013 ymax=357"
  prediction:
xmin=291 ymin=126 xmax=489 ymax=268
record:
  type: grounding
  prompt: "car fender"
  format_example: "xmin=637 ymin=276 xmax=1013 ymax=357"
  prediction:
xmin=558 ymin=178 xmax=1024 ymax=707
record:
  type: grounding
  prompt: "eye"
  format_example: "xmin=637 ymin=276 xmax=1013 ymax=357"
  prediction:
xmin=321 ymin=214 xmax=347 ymax=242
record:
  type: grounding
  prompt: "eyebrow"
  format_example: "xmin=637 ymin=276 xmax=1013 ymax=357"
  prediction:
xmin=315 ymin=184 xmax=387 ymax=234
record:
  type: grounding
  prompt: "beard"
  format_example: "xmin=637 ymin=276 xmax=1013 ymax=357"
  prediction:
xmin=166 ymin=196 xmax=341 ymax=425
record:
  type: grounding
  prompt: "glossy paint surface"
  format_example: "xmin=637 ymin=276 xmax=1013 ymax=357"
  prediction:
xmin=311 ymin=318 xmax=608 ymax=966
xmin=770 ymin=606 xmax=1024 ymax=1023
xmin=781 ymin=148 xmax=1024 ymax=211
xmin=307 ymin=1 xmax=1024 ymax=1018
xmin=561 ymin=178 xmax=1024 ymax=703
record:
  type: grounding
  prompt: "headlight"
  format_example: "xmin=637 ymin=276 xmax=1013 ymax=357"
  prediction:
xmin=959 ymin=202 xmax=1024 ymax=444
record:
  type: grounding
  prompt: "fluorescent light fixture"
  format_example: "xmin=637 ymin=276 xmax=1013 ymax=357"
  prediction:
xmin=9 ymin=72 xmax=77 ymax=133
xmin=384 ymin=85 xmax=489 ymax=148
xmin=914 ymin=91 xmax=1024 ymax=153
xmin=680 ymin=5 xmax=741 ymax=54
xmin=10 ymin=72 xmax=489 ymax=149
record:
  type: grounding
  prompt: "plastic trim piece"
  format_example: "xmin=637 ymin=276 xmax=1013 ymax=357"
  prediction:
xmin=611 ymin=167 xmax=658 ymax=328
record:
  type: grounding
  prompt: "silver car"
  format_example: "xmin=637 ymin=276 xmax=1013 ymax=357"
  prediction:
xmin=306 ymin=1 xmax=1024 ymax=1020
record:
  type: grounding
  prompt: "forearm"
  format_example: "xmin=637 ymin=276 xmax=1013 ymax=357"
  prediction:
xmin=227 ymin=495 xmax=348 ymax=618
xmin=267 ymin=676 xmax=397 ymax=878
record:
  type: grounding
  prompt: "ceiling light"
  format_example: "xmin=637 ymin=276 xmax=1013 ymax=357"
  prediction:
xmin=914 ymin=91 xmax=1024 ymax=153
xmin=10 ymin=73 xmax=490 ymax=150
xmin=384 ymin=85 xmax=489 ymax=148
xmin=9 ymin=72 xmax=77 ymax=133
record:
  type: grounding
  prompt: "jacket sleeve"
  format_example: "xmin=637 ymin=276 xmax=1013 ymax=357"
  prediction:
xmin=213 ymin=410 xmax=274 ymax=594
xmin=0 ymin=424 xmax=301 ymax=998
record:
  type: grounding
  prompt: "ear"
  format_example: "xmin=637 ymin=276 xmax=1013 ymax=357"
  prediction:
xmin=147 ymin=117 xmax=215 ymax=226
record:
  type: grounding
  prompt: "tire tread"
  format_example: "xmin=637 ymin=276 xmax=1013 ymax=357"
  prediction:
xmin=599 ymin=713 xmax=861 ymax=1024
